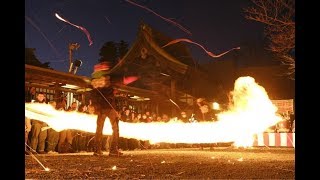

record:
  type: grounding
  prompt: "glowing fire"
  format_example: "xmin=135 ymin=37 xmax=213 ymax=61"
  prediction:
xmin=212 ymin=102 xmax=220 ymax=110
xmin=25 ymin=76 xmax=282 ymax=147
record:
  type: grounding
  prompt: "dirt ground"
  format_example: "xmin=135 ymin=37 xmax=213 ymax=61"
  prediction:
xmin=25 ymin=147 xmax=295 ymax=179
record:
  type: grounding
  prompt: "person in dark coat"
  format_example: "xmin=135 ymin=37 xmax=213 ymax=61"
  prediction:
xmin=86 ymin=61 xmax=138 ymax=157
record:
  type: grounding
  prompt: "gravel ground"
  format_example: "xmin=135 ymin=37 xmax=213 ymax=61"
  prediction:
xmin=25 ymin=147 xmax=295 ymax=179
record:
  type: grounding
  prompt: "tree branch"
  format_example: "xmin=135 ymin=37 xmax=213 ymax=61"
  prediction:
xmin=244 ymin=0 xmax=295 ymax=80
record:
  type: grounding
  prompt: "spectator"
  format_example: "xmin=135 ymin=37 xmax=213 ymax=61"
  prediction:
xmin=57 ymin=101 xmax=74 ymax=153
xmin=45 ymin=101 xmax=59 ymax=154
xmin=179 ymin=111 xmax=189 ymax=123
xmin=72 ymin=103 xmax=88 ymax=152
xmin=25 ymin=117 xmax=31 ymax=155
xmin=29 ymin=92 xmax=48 ymax=154
xmin=25 ymin=87 xmax=36 ymax=103
xmin=194 ymin=98 xmax=214 ymax=122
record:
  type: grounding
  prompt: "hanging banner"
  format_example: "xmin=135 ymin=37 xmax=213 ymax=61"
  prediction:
xmin=271 ymin=99 xmax=294 ymax=113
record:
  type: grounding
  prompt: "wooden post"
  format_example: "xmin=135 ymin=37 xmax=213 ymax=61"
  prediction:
xmin=68 ymin=43 xmax=80 ymax=72
xmin=69 ymin=43 xmax=72 ymax=68
xmin=171 ymin=79 xmax=176 ymax=117
xmin=54 ymin=83 xmax=61 ymax=103
xmin=156 ymin=102 xmax=159 ymax=116
xmin=81 ymin=93 xmax=85 ymax=105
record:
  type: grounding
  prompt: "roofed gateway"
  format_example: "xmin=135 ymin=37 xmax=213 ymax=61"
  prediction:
xmin=26 ymin=22 xmax=216 ymax=116
xmin=26 ymin=22 xmax=294 ymax=116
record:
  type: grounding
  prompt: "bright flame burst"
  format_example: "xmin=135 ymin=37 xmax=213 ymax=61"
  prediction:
xmin=25 ymin=76 xmax=282 ymax=147
xmin=212 ymin=102 xmax=220 ymax=110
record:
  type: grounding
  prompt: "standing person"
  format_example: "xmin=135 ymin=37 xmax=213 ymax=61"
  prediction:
xmin=57 ymin=101 xmax=74 ymax=153
xmin=291 ymin=119 xmax=295 ymax=133
xmin=45 ymin=101 xmax=60 ymax=154
xmin=86 ymin=61 xmax=138 ymax=157
xmin=194 ymin=98 xmax=214 ymax=122
xmin=179 ymin=111 xmax=189 ymax=123
xmin=25 ymin=117 xmax=31 ymax=155
xmin=67 ymin=102 xmax=78 ymax=111
xmin=194 ymin=98 xmax=214 ymax=150
xmin=86 ymin=105 xmax=96 ymax=152
xmin=73 ymin=103 xmax=87 ymax=152
xmin=289 ymin=112 xmax=295 ymax=133
xmin=25 ymin=87 xmax=36 ymax=103
xmin=29 ymin=92 xmax=48 ymax=154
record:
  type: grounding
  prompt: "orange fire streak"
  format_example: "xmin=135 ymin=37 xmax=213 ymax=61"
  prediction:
xmin=25 ymin=76 xmax=282 ymax=147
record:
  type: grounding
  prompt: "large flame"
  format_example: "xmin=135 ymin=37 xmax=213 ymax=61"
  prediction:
xmin=25 ymin=76 xmax=282 ymax=147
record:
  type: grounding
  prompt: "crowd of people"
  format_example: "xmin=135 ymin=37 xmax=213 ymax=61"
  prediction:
xmin=25 ymin=88 xmax=220 ymax=155
xmin=267 ymin=112 xmax=295 ymax=133
xmin=25 ymin=88 xmax=294 ymax=156
xmin=25 ymin=61 xmax=227 ymax=156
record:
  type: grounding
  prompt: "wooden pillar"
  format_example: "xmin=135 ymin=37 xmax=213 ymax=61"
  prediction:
xmin=81 ymin=93 xmax=85 ymax=105
xmin=171 ymin=79 xmax=176 ymax=117
xmin=54 ymin=83 xmax=61 ymax=103
xmin=156 ymin=102 xmax=159 ymax=116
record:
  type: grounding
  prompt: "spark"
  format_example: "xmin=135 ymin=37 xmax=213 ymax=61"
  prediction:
xmin=25 ymin=16 xmax=60 ymax=56
xmin=55 ymin=13 xmax=93 ymax=46
xmin=44 ymin=59 xmax=68 ymax=63
xmin=104 ymin=16 xmax=111 ymax=24
xmin=160 ymin=72 xmax=170 ymax=77
xmin=41 ymin=127 xmax=51 ymax=131
xmin=112 ymin=166 xmax=117 ymax=170
xmin=124 ymin=0 xmax=191 ymax=35
xmin=213 ymin=102 xmax=220 ymax=110
xmin=162 ymin=38 xmax=240 ymax=58
xmin=169 ymin=99 xmax=181 ymax=111
xmin=57 ymin=25 xmax=67 ymax=33
xmin=237 ymin=157 xmax=243 ymax=161
xmin=161 ymin=160 xmax=165 ymax=163
xmin=26 ymin=145 xmax=50 ymax=171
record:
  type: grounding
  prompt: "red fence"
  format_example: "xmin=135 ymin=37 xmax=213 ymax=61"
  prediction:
xmin=253 ymin=133 xmax=295 ymax=147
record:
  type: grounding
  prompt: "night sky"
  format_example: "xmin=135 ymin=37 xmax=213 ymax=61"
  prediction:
xmin=25 ymin=0 xmax=265 ymax=77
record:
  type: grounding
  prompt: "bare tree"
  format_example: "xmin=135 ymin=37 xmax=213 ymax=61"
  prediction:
xmin=244 ymin=0 xmax=295 ymax=80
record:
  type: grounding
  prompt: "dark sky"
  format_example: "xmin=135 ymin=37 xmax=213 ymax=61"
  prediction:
xmin=25 ymin=0 xmax=265 ymax=77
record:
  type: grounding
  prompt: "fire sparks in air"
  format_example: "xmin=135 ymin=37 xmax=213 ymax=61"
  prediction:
xmin=25 ymin=16 xmax=60 ymax=56
xmin=212 ymin=102 xmax=220 ymax=110
xmin=25 ymin=76 xmax=282 ymax=147
xmin=124 ymin=0 xmax=191 ymax=35
xmin=162 ymin=38 xmax=240 ymax=58
xmin=55 ymin=13 xmax=93 ymax=46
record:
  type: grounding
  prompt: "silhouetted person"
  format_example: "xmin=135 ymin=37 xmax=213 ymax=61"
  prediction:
xmin=194 ymin=98 xmax=214 ymax=122
xmin=86 ymin=61 xmax=138 ymax=157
